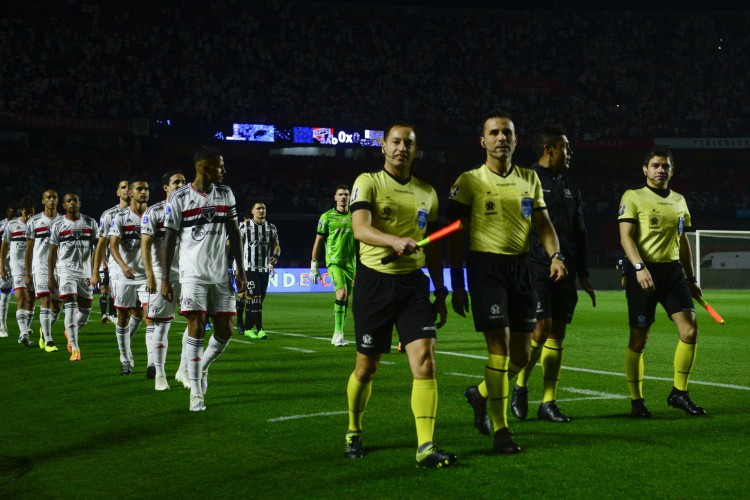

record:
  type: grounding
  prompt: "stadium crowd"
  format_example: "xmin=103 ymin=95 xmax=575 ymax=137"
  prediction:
xmin=1 ymin=2 xmax=749 ymax=138
xmin=1 ymin=2 xmax=749 ymax=266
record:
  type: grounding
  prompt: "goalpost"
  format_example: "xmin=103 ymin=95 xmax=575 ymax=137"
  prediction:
xmin=687 ymin=230 xmax=750 ymax=289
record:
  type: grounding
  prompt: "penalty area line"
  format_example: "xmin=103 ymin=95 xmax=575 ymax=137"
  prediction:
xmin=268 ymin=411 xmax=347 ymax=422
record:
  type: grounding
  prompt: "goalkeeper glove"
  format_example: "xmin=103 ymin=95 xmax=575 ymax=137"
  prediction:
xmin=310 ymin=260 xmax=320 ymax=284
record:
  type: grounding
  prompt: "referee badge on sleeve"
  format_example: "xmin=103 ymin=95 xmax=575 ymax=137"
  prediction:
xmin=678 ymin=216 xmax=685 ymax=235
xmin=521 ymin=197 xmax=533 ymax=218
xmin=618 ymin=204 xmax=626 ymax=216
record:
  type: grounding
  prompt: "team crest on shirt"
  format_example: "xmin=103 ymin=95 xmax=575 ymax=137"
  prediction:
xmin=381 ymin=206 xmax=392 ymax=218
xmin=485 ymin=200 xmax=496 ymax=214
xmin=202 ymin=207 xmax=217 ymax=222
xmin=72 ymin=228 xmax=82 ymax=239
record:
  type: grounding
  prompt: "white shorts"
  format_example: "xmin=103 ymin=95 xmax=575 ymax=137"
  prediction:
xmin=114 ymin=281 xmax=142 ymax=309
xmin=59 ymin=275 xmax=93 ymax=300
xmin=139 ymin=281 xmax=180 ymax=321
xmin=34 ymin=271 xmax=60 ymax=300
xmin=180 ymin=282 xmax=236 ymax=316
xmin=12 ymin=274 xmax=33 ymax=292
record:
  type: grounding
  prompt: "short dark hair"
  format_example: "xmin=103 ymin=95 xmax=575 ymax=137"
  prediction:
xmin=384 ymin=121 xmax=415 ymax=141
xmin=335 ymin=184 xmax=349 ymax=192
xmin=480 ymin=109 xmax=513 ymax=135
xmin=128 ymin=175 xmax=149 ymax=188
xmin=193 ymin=146 xmax=222 ymax=164
xmin=248 ymin=202 xmax=266 ymax=215
xmin=532 ymin=125 xmax=567 ymax=159
xmin=161 ymin=169 xmax=185 ymax=187
xmin=19 ymin=195 xmax=34 ymax=212
xmin=643 ymin=147 xmax=674 ymax=166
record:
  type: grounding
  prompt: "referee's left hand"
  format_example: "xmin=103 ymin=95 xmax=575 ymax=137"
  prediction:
xmin=433 ymin=295 xmax=447 ymax=329
xmin=579 ymin=277 xmax=596 ymax=307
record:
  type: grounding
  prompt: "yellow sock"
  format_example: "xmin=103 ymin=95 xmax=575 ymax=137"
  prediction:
xmin=625 ymin=348 xmax=645 ymax=400
xmin=541 ymin=338 xmax=564 ymax=403
xmin=516 ymin=338 xmax=543 ymax=388
xmin=507 ymin=361 xmax=524 ymax=384
xmin=674 ymin=340 xmax=697 ymax=391
xmin=347 ymin=372 xmax=372 ymax=432
xmin=485 ymin=354 xmax=509 ymax=432
xmin=411 ymin=378 xmax=438 ymax=447
xmin=477 ymin=380 xmax=488 ymax=398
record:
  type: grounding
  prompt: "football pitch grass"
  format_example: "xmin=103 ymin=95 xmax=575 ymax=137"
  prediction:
xmin=1 ymin=290 xmax=747 ymax=499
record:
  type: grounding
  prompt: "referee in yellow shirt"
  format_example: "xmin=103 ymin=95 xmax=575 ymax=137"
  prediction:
xmin=447 ymin=110 xmax=567 ymax=454
xmin=618 ymin=147 xmax=705 ymax=418
xmin=342 ymin=122 xmax=456 ymax=469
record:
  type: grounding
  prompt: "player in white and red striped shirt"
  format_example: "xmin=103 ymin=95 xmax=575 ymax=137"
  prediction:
xmin=0 ymin=205 xmax=16 ymax=338
xmin=1 ymin=196 xmax=36 ymax=346
xmin=25 ymin=189 xmax=64 ymax=351
xmin=109 ymin=178 xmax=150 ymax=376
xmin=162 ymin=146 xmax=247 ymax=411
xmin=141 ymin=170 xmax=187 ymax=391
xmin=48 ymin=193 xmax=98 ymax=361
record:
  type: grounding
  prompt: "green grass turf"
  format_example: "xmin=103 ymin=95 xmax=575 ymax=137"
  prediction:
xmin=0 ymin=290 xmax=748 ymax=499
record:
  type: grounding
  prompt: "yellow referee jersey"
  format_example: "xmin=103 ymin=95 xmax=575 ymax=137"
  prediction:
xmin=618 ymin=186 xmax=691 ymax=262
xmin=350 ymin=169 xmax=439 ymax=274
xmin=448 ymin=164 xmax=546 ymax=255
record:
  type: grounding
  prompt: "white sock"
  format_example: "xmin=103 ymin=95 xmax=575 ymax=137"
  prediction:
xmin=76 ymin=307 xmax=91 ymax=329
xmin=64 ymin=303 xmax=80 ymax=351
xmin=186 ymin=336 xmax=204 ymax=394
xmin=116 ymin=325 xmax=131 ymax=363
xmin=178 ymin=326 xmax=189 ymax=374
xmin=201 ymin=335 xmax=230 ymax=373
xmin=128 ymin=315 xmax=142 ymax=340
xmin=0 ymin=292 xmax=9 ymax=330
xmin=16 ymin=309 xmax=28 ymax=336
xmin=146 ymin=325 xmax=155 ymax=367
xmin=40 ymin=307 xmax=53 ymax=342
xmin=153 ymin=321 xmax=170 ymax=378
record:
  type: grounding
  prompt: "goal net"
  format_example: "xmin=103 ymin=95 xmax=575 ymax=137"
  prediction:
xmin=686 ymin=230 xmax=750 ymax=289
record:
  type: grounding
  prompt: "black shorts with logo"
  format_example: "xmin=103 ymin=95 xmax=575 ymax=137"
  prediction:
xmin=467 ymin=251 xmax=537 ymax=333
xmin=352 ymin=263 xmax=437 ymax=355
xmin=625 ymin=260 xmax=694 ymax=328
xmin=246 ymin=270 xmax=270 ymax=300
xmin=532 ymin=264 xmax=579 ymax=323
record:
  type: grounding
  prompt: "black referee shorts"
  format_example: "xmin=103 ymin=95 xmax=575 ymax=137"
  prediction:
xmin=352 ymin=263 xmax=437 ymax=355
xmin=625 ymin=260 xmax=694 ymax=328
xmin=533 ymin=264 xmax=579 ymax=323
xmin=467 ymin=251 xmax=537 ymax=333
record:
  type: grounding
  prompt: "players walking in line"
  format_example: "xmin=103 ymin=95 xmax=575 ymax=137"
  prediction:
xmin=237 ymin=202 xmax=280 ymax=339
xmin=142 ymin=170 xmax=187 ymax=391
xmin=343 ymin=122 xmax=456 ymax=468
xmin=108 ymin=178 xmax=150 ymax=376
xmin=447 ymin=110 xmax=567 ymax=454
xmin=310 ymin=185 xmax=356 ymax=347
xmin=510 ymin=126 xmax=596 ymax=423
xmin=1 ymin=196 xmax=37 ymax=346
xmin=48 ymin=193 xmax=98 ymax=361
xmin=25 ymin=189 xmax=64 ymax=352
xmin=162 ymin=146 xmax=247 ymax=412
xmin=618 ymin=147 xmax=706 ymax=417
xmin=92 ymin=179 xmax=130 ymax=325
xmin=0 ymin=205 xmax=17 ymax=338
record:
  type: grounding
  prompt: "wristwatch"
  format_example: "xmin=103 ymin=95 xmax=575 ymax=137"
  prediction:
xmin=634 ymin=262 xmax=647 ymax=271
xmin=550 ymin=251 xmax=566 ymax=262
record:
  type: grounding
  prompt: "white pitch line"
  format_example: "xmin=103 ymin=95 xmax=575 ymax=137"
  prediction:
xmin=268 ymin=411 xmax=347 ymax=422
xmin=257 ymin=331 xmax=750 ymax=391
xmin=281 ymin=346 xmax=316 ymax=353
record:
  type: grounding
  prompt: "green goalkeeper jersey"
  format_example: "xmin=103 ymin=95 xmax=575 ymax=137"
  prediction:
xmin=317 ymin=208 xmax=356 ymax=269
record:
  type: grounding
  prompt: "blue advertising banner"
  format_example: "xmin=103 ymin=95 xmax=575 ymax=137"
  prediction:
xmin=267 ymin=268 xmax=462 ymax=293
